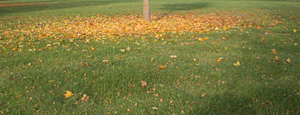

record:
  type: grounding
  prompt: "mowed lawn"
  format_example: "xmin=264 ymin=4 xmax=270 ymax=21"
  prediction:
xmin=0 ymin=0 xmax=300 ymax=114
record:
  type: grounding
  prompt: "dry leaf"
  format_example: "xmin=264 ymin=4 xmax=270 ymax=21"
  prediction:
xmin=64 ymin=90 xmax=73 ymax=98
xmin=272 ymin=49 xmax=278 ymax=55
xmin=233 ymin=61 xmax=241 ymax=67
xmin=170 ymin=55 xmax=177 ymax=59
xmin=120 ymin=49 xmax=125 ymax=53
xmin=201 ymin=93 xmax=207 ymax=97
xmin=160 ymin=98 xmax=163 ymax=102
xmin=141 ymin=81 xmax=147 ymax=87
xmin=286 ymin=58 xmax=291 ymax=63
xmin=152 ymin=107 xmax=158 ymax=110
xmin=274 ymin=56 xmax=279 ymax=61
xmin=126 ymin=47 xmax=131 ymax=51
xmin=217 ymin=57 xmax=223 ymax=63
xmin=159 ymin=65 xmax=167 ymax=69
xmin=102 ymin=60 xmax=109 ymax=64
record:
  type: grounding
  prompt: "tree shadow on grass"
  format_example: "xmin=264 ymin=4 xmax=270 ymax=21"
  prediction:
xmin=0 ymin=0 xmax=134 ymax=16
xmin=190 ymin=83 xmax=300 ymax=114
xmin=161 ymin=2 xmax=209 ymax=12
xmin=186 ymin=31 xmax=300 ymax=114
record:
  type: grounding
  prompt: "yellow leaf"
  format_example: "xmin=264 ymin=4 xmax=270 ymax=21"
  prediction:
xmin=272 ymin=49 xmax=278 ymax=55
xmin=150 ymin=57 xmax=155 ymax=62
xmin=64 ymin=90 xmax=73 ymax=98
xmin=159 ymin=65 xmax=167 ymax=69
xmin=198 ymin=37 xmax=204 ymax=42
xmin=120 ymin=49 xmax=125 ymax=53
xmin=222 ymin=37 xmax=227 ymax=40
xmin=120 ymin=55 xmax=125 ymax=58
xmin=233 ymin=61 xmax=241 ymax=67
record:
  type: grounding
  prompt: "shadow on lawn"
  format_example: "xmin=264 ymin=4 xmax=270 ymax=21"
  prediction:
xmin=188 ymin=31 xmax=300 ymax=114
xmin=161 ymin=2 xmax=209 ymax=12
xmin=0 ymin=0 xmax=134 ymax=16
xmin=190 ymin=83 xmax=300 ymax=114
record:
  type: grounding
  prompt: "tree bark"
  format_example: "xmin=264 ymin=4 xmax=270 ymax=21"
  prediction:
xmin=143 ymin=0 xmax=151 ymax=22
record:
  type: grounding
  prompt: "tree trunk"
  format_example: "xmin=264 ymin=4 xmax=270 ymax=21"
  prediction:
xmin=143 ymin=0 xmax=151 ymax=22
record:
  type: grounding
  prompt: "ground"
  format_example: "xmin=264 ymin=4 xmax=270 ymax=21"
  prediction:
xmin=0 ymin=0 xmax=300 ymax=114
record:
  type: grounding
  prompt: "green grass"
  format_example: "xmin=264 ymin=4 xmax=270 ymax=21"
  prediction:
xmin=0 ymin=0 xmax=300 ymax=114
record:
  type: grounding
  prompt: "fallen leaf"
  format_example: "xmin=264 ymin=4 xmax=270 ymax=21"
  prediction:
xmin=233 ymin=61 xmax=241 ymax=67
xmin=181 ymin=110 xmax=185 ymax=114
xmin=64 ymin=90 xmax=73 ymax=98
xmin=141 ymin=81 xmax=147 ymax=87
xmin=160 ymin=98 xmax=163 ymax=102
xmin=120 ymin=49 xmax=125 ymax=53
xmin=159 ymin=65 xmax=167 ymax=69
xmin=126 ymin=47 xmax=131 ymax=51
xmin=152 ymin=107 xmax=158 ymax=110
xmin=272 ymin=49 xmax=278 ymax=55
xmin=274 ymin=56 xmax=279 ymax=61
xmin=217 ymin=57 xmax=223 ymax=63
xmin=170 ymin=55 xmax=177 ymax=59
xmin=102 ymin=60 xmax=109 ymax=64
xmin=150 ymin=57 xmax=155 ymax=62
xmin=201 ymin=93 xmax=207 ymax=97
xmin=81 ymin=94 xmax=89 ymax=102
xmin=286 ymin=58 xmax=291 ymax=63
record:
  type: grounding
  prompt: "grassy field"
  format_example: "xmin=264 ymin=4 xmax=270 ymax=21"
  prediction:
xmin=0 ymin=0 xmax=300 ymax=114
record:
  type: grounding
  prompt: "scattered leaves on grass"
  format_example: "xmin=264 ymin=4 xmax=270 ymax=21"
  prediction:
xmin=0 ymin=13 xmax=253 ymax=49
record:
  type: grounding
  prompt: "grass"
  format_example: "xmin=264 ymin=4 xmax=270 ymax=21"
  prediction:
xmin=0 ymin=0 xmax=300 ymax=114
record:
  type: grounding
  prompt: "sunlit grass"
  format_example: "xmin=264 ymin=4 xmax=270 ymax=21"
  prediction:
xmin=0 ymin=0 xmax=300 ymax=114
